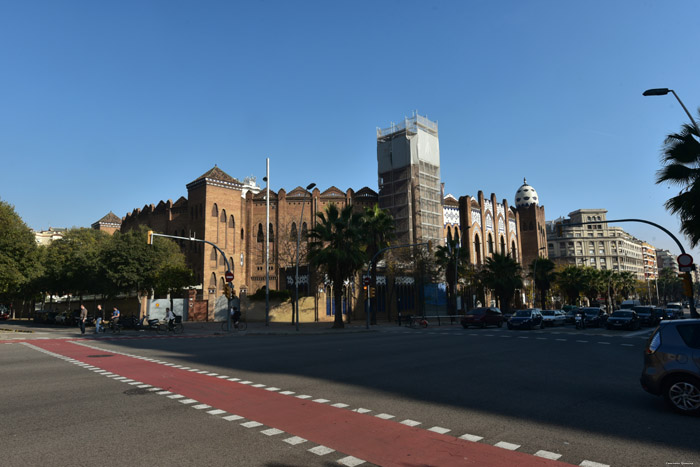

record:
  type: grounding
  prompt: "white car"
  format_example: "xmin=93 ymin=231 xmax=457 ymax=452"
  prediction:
xmin=541 ymin=309 xmax=566 ymax=326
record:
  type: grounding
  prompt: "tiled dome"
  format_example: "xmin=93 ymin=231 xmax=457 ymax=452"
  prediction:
xmin=515 ymin=178 xmax=539 ymax=208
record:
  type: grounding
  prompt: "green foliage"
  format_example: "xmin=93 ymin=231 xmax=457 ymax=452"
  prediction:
xmin=656 ymin=113 xmax=700 ymax=247
xmin=554 ymin=266 xmax=585 ymax=305
xmin=0 ymin=199 xmax=42 ymax=300
xmin=480 ymin=253 xmax=522 ymax=313
xmin=529 ymin=257 xmax=556 ymax=309
xmin=248 ymin=287 xmax=291 ymax=301
xmin=434 ymin=238 xmax=470 ymax=314
xmin=361 ymin=204 xmax=395 ymax=323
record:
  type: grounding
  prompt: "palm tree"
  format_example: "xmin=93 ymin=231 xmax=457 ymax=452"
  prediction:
xmin=581 ymin=267 xmax=603 ymax=306
xmin=554 ymin=266 xmax=585 ymax=305
xmin=307 ymin=203 xmax=365 ymax=329
xmin=529 ymin=257 xmax=555 ymax=309
xmin=434 ymin=238 xmax=470 ymax=315
xmin=480 ymin=253 xmax=522 ymax=314
xmin=361 ymin=204 xmax=395 ymax=324
xmin=656 ymin=113 xmax=700 ymax=246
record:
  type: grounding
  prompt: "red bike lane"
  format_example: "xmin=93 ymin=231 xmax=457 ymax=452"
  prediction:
xmin=28 ymin=339 xmax=571 ymax=467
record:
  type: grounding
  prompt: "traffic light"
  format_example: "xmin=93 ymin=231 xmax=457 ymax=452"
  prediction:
xmin=681 ymin=272 xmax=693 ymax=297
xmin=147 ymin=230 xmax=153 ymax=245
xmin=369 ymin=287 xmax=376 ymax=298
xmin=223 ymin=284 xmax=231 ymax=298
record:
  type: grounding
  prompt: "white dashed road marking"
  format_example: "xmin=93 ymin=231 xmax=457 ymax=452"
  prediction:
xmin=459 ymin=433 xmax=483 ymax=442
xmin=428 ymin=426 xmax=450 ymax=434
xmin=494 ymin=441 xmax=520 ymax=450
xmin=535 ymin=450 xmax=562 ymax=460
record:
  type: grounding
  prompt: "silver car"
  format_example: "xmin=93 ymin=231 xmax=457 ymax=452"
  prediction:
xmin=640 ymin=319 xmax=700 ymax=414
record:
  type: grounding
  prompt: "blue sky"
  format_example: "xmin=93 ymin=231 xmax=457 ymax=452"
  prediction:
xmin=2 ymin=0 xmax=699 ymax=258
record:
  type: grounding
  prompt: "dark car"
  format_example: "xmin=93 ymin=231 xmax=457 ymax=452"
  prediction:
xmin=0 ymin=309 xmax=10 ymax=320
xmin=663 ymin=303 xmax=684 ymax=320
xmin=581 ymin=307 xmax=607 ymax=328
xmin=564 ymin=308 xmax=579 ymax=324
xmin=606 ymin=310 xmax=640 ymax=330
xmin=632 ymin=306 xmax=660 ymax=327
xmin=640 ymin=319 xmax=700 ymax=414
xmin=507 ymin=309 xmax=544 ymax=330
xmin=461 ymin=307 xmax=503 ymax=329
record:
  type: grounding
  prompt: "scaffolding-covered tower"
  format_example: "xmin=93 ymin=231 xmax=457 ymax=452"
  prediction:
xmin=377 ymin=113 xmax=443 ymax=247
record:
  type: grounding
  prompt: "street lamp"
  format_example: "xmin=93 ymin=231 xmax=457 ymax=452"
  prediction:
xmin=295 ymin=182 xmax=316 ymax=331
xmin=643 ymin=88 xmax=700 ymax=136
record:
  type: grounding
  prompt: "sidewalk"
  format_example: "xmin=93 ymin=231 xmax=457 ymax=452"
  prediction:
xmin=185 ymin=320 xmax=386 ymax=336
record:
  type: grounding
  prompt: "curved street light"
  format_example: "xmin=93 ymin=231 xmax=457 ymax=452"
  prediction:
xmin=643 ymin=88 xmax=700 ymax=136
xmin=295 ymin=183 xmax=316 ymax=331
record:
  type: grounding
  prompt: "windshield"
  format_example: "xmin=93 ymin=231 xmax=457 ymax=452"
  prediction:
xmin=541 ymin=310 xmax=554 ymax=316
xmin=467 ymin=309 xmax=485 ymax=316
xmin=666 ymin=304 xmax=681 ymax=310
xmin=612 ymin=311 xmax=634 ymax=318
xmin=584 ymin=310 xmax=599 ymax=316
xmin=514 ymin=310 xmax=532 ymax=317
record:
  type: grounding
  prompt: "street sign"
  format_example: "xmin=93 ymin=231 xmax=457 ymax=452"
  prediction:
xmin=678 ymin=253 xmax=693 ymax=272
xmin=225 ymin=271 xmax=234 ymax=282
xmin=363 ymin=277 xmax=370 ymax=286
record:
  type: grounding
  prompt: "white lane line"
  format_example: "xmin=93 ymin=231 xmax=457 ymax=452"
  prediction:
xmin=556 ymin=338 xmax=567 ymax=341
xmin=312 ymin=398 xmax=330 ymax=403
xmin=375 ymin=413 xmax=395 ymax=420
xmin=597 ymin=342 xmax=611 ymax=345
xmin=227 ymin=378 xmax=240 ymax=382
xmin=113 ymin=376 xmax=127 ymax=380
xmin=517 ymin=336 xmax=529 ymax=339
xmin=459 ymin=433 xmax=483 ymax=442
xmin=265 ymin=387 xmax=281 ymax=392
xmin=535 ymin=450 xmax=562 ymax=460
xmin=239 ymin=381 xmax=253 ymax=385
xmin=283 ymin=436 xmax=307 ymax=445
xmin=147 ymin=388 xmax=162 ymax=392
xmin=576 ymin=340 xmax=589 ymax=343
xmin=536 ymin=337 xmax=547 ymax=340
xmin=192 ymin=404 xmax=211 ymax=410
xmin=241 ymin=421 xmax=263 ymax=428
xmin=216 ymin=375 xmax=229 ymax=379
xmin=252 ymin=384 xmax=266 ymax=388
xmin=352 ymin=408 xmax=371 ymax=414
xmin=296 ymin=395 xmax=312 ymax=399
xmin=621 ymin=344 xmax=634 ymax=347
xmin=138 ymin=384 xmax=152 ymax=388
xmin=223 ymin=415 xmax=244 ymax=421
xmin=196 ymin=370 xmax=209 ymax=374
xmin=428 ymin=426 xmax=450 ymax=434
xmin=179 ymin=399 xmax=198 ymax=404
xmin=332 ymin=403 xmax=349 ymax=408
xmin=279 ymin=391 xmax=295 ymax=395
xmin=261 ymin=428 xmax=284 ymax=436
xmin=128 ymin=381 xmax=142 ymax=385
xmin=308 ymin=445 xmax=335 ymax=456
xmin=338 ymin=456 xmax=366 ymax=466
xmin=167 ymin=394 xmax=185 ymax=399
xmin=494 ymin=441 xmax=520 ymax=450
xmin=156 ymin=391 xmax=173 ymax=395
xmin=207 ymin=409 xmax=227 ymax=415
xmin=579 ymin=461 xmax=610 ymax=467
xmin=400 ymin=419 xmax=421 ymax=427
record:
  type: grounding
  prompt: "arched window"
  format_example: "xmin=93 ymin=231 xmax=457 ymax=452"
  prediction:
xmin=211 ymin=246 xmax=217 ymax=263
xmin=511 ymin=241 xmax=517 ymax=259
xmin=455 ymin=230 xmax=460 ymax=246
xmin=241 ymin=228 xmax=244 ymax=240
xmin=446 ymin=228 xmax=453 ymax=243
xmin=212 ymin=203 xmax=218 ymax=218
xmin=488 ymin=234 xmax=494 ymax=254
xmin=269 ymin=223 xmax=274 ymax=242
xmin=500 ymin=236 xmax=506 ymax=254
xmin=220 ymin=209 xmax=226 ymax=246
xmin=257 ymin=224 xmax=264 ymax=243
xmin=474 ymin=234 xmax=482 ymax=265
xmin=230 ymin=215 xmax=235 ymax=253
xmin=218 ymin=277 xmax=225 ymax=293
xmin=290 ymin=222 xmax=298 ymax=241
xmin=229 ymin=257 xmax=234 ymax=273
xmin=209 ymin=272 xmax=217 ymax=289
xmin=302 ymin=222 xmax=308 ymax=240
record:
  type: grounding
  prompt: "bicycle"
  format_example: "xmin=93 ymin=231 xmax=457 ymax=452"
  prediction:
xmin=157 ymin=320 xmax=184 ymax=335
xmin=220 ymin=320 xmax=247 ymax=332
xmin=408 ymin=316 xmax=428 ymax=329
xmin=97 ymin=320 xmax=121 ymax=334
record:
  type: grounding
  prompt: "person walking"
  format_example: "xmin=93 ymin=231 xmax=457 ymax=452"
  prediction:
xmin=79 ymin=305 xmax=88 ymax=334
xmin=111 ymin=306 xmax=120 ymax=332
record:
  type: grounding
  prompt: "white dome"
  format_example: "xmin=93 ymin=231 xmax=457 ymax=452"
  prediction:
xmin=514 ymin=178 xmax=539 ymax=208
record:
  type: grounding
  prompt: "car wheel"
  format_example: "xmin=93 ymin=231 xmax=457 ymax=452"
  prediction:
xmin=663 ymin=376 xmax=700 ymax=415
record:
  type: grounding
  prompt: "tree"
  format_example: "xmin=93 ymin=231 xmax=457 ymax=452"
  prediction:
xmin=581 ymin=267 xmax=603 ymax=306
xmin=658 ymin=267 xmax=682 ymax=303
xmin=307 ymin=204 xmax=365 ymax=329
xmin=656 ymin=112 xmax=700 ymax=246
xmin=361 ymin=204 xmax=395 ymax=324
xmin=529 ymin=257 xmax=555 ymax=309
xmin=0 ymin=199 xmax=41 ymax=302
xmin=434 ymin=238 xmax=469 ymax=315
xmin=480 ymin=253 xmax=522 ymax=314
xmin=554 ymin=266 xmax=585 ymax=305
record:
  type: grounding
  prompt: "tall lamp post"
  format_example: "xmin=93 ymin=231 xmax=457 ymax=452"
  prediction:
xmin=295 ymin=183 xmax=316 ymax=331
xmin=643 ymin=87 xmax=700 ymax=318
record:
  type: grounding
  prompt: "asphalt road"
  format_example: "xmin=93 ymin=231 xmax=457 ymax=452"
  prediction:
xmin=2 ymin=323 xmax=698 ymax=467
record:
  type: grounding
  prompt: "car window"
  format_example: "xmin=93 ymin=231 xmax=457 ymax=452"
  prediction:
xmin=612 ymin=311 xmax=634 ymax=318
xmin=675 ymin=324 xmax=700 ymax=349
xmin=514 ymin=310 xmax=531 ymax=317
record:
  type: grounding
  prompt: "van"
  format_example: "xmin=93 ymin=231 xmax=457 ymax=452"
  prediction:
xmin=621 ymin=299 xmax=641 ymax=309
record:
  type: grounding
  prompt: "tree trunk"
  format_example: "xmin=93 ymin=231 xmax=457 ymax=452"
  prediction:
xmin=332 ymin=282 xmax=344 ymax=328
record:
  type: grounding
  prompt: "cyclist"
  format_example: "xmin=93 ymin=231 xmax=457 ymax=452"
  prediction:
xmin=232 ymin=305 xmax=241 ymax=328
xmin=165 ymin=307 xmax=175 ymax=330
xmin=111 ymin=306 xmax=120 ymax=332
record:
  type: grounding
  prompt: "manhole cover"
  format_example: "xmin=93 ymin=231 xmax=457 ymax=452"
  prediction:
xmin=124 ymin=388 xmax=151 ymax=396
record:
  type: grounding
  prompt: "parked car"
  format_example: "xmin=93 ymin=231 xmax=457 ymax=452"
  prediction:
xmin=461 ymin=307 xmax=504 ymax=329
xmin=620 ymin=299 xmax=642 ymax=309
xmin=564 ymin=308 xmax=579 ymax=324
xmin=663 ymin=303 xmax=684 ymax=320
xmin=507 ymin=309 xmax=544 ymax=330
xmin=632 ymin=306 xmax=661 ymax=327
xmin=580 ymin=307 xmax=607 ymax=328
xmin=606 ymin=310 xmax=640 ymax=330
xmin=54 ymin=312 xmax=68 ymax=325
xmin=0 ymin=309 xmax=10 ymax=320
xmin=640 ymin=319 xmax=700 ymax=414
xmin=541 ymin=309 xmax=566 ymax=326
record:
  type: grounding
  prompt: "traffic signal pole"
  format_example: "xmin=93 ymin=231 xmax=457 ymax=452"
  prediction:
xmin=148 ymin=231 xmax=236 ymax=327
xmin=555 ymin=218 xmax=697 ymax=318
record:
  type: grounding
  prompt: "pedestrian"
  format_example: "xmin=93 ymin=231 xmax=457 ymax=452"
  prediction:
xmin=79 ymin=304 xmax=88 ymax=334
xmin=111 ymin=306 xmax=120 ymax=332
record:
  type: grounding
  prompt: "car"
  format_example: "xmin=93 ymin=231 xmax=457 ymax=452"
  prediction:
xmin=632 ymin=306 xmax=660 ymax=327
xmin=541 ymin=309 xmax=566 ymax=326
xmin=461 ymin=307 xmax=504 ymax=328
xmin=606 ymin=310 xmax=640 ymax=330
xmin=0 ymin=307 xmax=9 ymax=320
xmin=663 ymin=303 xmax=684 ymax=320
xmin=507 ymin=309 xmax=544 ymax=330
xmin=564 ymin=308 xmax=579 ymax=324
xmin=620 ymin=299 xmax=642 ymax=309
xmin=640 ymin=319 xmax=700 ymax=415
xmin=580 ymin=307 xmax=607 ymax=328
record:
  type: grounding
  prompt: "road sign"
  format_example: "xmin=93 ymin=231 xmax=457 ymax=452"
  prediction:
xmin=225 ymin=271 xmax=234 ymax=282
xmin=678 ymin=253 xmax=693 ymax=272
xmin=363 ymin=277 xmax=370 ymax=286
